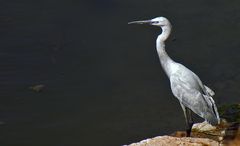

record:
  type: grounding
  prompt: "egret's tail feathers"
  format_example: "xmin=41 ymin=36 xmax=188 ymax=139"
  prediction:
xmin=204 ymin=85 xmax=215 ymax=96
xmin=203 ymin=95 xmax=220 ymax=126
xmin=204 ymin=112 xmax=220 ymax=126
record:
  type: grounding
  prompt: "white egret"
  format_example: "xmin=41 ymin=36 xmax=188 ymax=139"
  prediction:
xmin=128 ymin=17 xmax=220 ymax=136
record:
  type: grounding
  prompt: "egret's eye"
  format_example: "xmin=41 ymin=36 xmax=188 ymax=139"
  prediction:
xmin=151 ymin=21 xmax=159 ymax=24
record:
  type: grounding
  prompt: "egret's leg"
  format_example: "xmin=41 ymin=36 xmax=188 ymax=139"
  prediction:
xmin=186 ymin=108 xmax=194 ymax=137
xmin=180 ymin=103 xmax=193 ymax=137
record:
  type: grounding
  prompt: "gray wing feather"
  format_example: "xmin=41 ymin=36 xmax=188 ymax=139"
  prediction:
xmin=170 ymin=74 xmax=220 ymax=125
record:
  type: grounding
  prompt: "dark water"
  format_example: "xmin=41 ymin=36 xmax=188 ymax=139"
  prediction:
xmin=1 ymin=0 xmax=240 ymax=145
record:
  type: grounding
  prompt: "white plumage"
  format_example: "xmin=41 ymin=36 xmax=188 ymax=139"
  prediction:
xmin=128 ymin=17 xmax=220 ymax=136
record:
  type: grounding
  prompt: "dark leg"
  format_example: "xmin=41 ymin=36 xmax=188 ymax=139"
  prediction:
xmin=180 ymin=103 xmax=194 ymax=137
xmin=186 ymin=108 xmax=193 ymax=137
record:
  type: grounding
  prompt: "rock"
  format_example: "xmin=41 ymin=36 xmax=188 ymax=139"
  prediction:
xmin=192 ymin=121 xmax=217 ymax=132
xmin=126 ymin=120 xmax=240 ymax=146
xmin=125 ymin=104 xmax=240 ymax=146
xmin=125 ymin=136 xmax=219 ymax=146
xmin=190 ymin=120 xmax=228 ymax=142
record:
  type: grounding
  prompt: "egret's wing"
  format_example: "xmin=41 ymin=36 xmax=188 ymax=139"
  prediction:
xmin=170 ymin=75 xmax=220 ymax=125
xmin=175 ymin=64 xmax=215 ymax=99
xmin=204 ymin=85 xmax=215 ymax=96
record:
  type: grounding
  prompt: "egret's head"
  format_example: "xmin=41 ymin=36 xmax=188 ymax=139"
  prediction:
xmin=128 ymin=17 xmax=170 ymax=27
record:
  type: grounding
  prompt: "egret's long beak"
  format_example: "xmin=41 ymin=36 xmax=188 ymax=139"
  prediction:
xmin=128 ymin=20 xmax=152 ymax=25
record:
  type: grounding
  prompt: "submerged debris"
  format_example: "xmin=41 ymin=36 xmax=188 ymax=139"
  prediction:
xmin=29 ymin=84 xmax=45 ymax=92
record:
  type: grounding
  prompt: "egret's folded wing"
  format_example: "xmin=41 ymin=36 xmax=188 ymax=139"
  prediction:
xmin=170 ymin=75 xmax=219 ymax=125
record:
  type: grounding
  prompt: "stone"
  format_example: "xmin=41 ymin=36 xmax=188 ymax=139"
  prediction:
xmin=125 ymin=136 xmax=219 ymax=146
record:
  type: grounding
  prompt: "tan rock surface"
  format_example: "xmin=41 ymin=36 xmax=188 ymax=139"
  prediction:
xmin=126 ymin=136 xmax=219 ymax=146
xmin=126 ymin=104 xmax=240 ymax=146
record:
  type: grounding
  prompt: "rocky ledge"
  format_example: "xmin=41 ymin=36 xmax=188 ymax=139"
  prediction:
xmin=125 ymin=104 xmax=240 ymax=146
xmin=127 ymin=135 xmax=219 ymax=146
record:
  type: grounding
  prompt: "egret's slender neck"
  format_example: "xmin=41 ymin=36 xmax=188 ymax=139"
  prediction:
xmin=156 ymin=25 xmax=175 ymax=77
